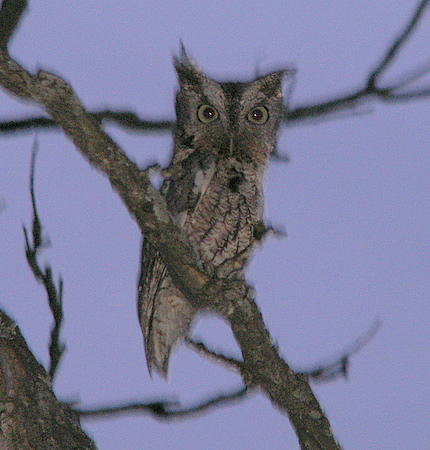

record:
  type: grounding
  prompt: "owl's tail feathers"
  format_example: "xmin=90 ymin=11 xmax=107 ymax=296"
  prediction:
xmin=143 ymin=293 xmax=196 ymax=378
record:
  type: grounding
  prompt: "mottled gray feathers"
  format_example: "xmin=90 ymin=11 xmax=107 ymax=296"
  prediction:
xmin=138 ymin=49 xmax=286 ymax=377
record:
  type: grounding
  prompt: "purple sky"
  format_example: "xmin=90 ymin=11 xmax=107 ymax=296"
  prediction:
xmin=1 ymin=1 xmax=429 ymax=448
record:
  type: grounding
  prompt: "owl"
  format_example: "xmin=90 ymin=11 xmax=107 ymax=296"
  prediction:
xmin=138 ymin=49 xmax=285 ymax=377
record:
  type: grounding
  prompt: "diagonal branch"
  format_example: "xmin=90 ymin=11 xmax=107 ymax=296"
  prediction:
xmin=0 ymin=3 xmax=341 ymax=448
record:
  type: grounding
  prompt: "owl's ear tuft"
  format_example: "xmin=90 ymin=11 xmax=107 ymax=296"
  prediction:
xmin=174 ymin=43 xmax=204 ymax=89
xmin=176 ymin=42 xmax=195 ymax=67
xmin=255 ymin=69 xmax=293 ymax=97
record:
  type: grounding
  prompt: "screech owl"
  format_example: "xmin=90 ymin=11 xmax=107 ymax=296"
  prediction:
xmin=138 ymin=49 xmax=285 ymax=377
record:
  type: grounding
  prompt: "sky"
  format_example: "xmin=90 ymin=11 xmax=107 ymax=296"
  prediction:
xmin=0 ymin=1 xmax=429 ymax=449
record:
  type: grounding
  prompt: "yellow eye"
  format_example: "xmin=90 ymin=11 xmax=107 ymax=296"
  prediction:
xmin=247 ymin=106 xmax=269 ymax=124
xmin=197 ymin=104 xmax=219 ymax=123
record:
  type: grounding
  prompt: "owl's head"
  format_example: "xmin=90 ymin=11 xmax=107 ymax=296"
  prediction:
xmin=173 ymin=49 xmax=286 ymax=165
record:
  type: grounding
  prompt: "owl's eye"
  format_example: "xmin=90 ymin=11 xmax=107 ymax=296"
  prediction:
xmin=247 ymin=106 xmax=269 ymax=124
xmin=197 ymin=104 xmax=219 ymax=123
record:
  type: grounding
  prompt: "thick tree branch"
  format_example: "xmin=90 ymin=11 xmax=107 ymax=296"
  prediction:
xmin=202 ymin=280 xmax=341 ymax=449
xmin=0 ymin=3 xmax=342 ymax=448
xmin=0 ymin=310 xmax=96 ymax=450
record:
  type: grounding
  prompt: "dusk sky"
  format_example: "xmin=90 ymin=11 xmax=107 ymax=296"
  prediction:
xmin=0 ymin=1 xmax=429 ymax=448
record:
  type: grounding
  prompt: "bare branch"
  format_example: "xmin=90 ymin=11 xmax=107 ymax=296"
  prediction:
xmin=289 ymin=0 xmax=430 ymax=122
xmin=82 ymin=319 xmax=380 ymax=420
xmin=0 ymin=111 xmax=174 ymax=134
xmin=0 ymin=114 xmax=152 ymax=135
xmin=299 ymin=318 xmax=381 ymax=382
xmin=368 ymin=0 xmax=430 ymax=85
xmin=186 ymin=318 xmax=381 ymax=384
xmin=23 ymin=140 xmax=66 ymax=381
xmin=185 ymin=337 xmax=245 ymax=372
xmin=75 ymin=386 xmax=248 ymax=421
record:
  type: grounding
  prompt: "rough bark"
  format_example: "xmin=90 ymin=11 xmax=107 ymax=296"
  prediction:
xmin=0 ymin=310 xmax=96 ymax=450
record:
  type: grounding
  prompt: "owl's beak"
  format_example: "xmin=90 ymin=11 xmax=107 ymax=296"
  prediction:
xmin=229 ymin=136 xmax=235 ymax=156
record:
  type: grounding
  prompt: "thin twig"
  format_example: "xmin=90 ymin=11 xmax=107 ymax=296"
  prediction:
xmin=368 ymin=0 xmax=430 ymax=86
xmin=383 ymin=58 xmax=430 ymax=91
xmin=75 ymin=385 xmax=249 ymax=421
xmin=23 ymin=139 xmax=65 ymax=380
xmin=299 ymin=318 xmax=381 ymax=382
xmin=0 ymin=112 xmax=173 ymax=134
xmin=185 ymin=337 xmax=245 ymax=372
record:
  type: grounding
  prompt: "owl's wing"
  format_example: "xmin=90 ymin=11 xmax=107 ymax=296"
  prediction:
xmin=138 ymin=239 xmax=195 ymax=376
xmin=137 ymin=154 xmax=216 ymax=376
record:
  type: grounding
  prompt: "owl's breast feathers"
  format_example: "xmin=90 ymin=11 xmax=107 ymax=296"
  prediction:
xmin=166 ymin=151 xmax=265 ymax=276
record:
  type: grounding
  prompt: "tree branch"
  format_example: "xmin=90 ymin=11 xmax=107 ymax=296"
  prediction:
xmin=0 ymin=111 xmax=173 ymax=134
xmin=0 ymin=3 xmax=342 ymax=448
xmin=288 ymin=0 xmax=430 ymax=122
xmin=187 ymin=317 xmax=380 ymax=384
xmin=75 ymin=386 xmax=249 ymax=421
xmin=368 ymin=0 xmax=430 ymax=84
xmin=23 ymin=139 xmax=65 ymax=380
